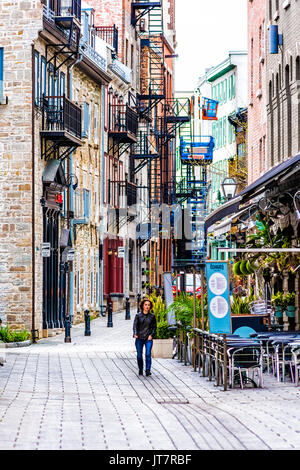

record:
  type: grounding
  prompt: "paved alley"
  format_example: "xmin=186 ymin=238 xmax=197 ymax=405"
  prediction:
xmin=1 ymin=312 xmax=300 ymax=450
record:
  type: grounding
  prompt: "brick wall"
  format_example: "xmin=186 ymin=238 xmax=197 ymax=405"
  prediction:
xmin=247 ymin=0 xmax=267 ymax=184
xmin=265 ymin=0 xmax=300 ymax=168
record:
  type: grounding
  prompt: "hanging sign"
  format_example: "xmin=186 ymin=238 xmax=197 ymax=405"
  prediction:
xmin=206 ymin=261 xmax=231 ymax=334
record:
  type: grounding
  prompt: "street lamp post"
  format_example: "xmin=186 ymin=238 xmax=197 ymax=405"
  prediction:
xmin=222 ymin=177 xmax=238 ymax=201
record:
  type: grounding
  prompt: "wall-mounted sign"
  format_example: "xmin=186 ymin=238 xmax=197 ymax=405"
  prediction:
xmin=118 ymin=246 xmax=125 ymax=258
xmin=206 ymin=261 xmax=231 ymax=334
xmin=67 ymin=248 xmax=75 ymax=262
xmin=41 ymin=242 xmax=51 ymax=258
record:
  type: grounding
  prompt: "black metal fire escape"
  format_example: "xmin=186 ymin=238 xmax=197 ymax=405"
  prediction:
xmin=41 ymin=0 xmax=83 ymax=162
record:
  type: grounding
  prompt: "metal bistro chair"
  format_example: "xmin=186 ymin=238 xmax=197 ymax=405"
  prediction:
xmin=290 ymin=343 xmax=300 ymax=386
xmin=271 ymin=336 xmax=300 ymax=382
xmin=227 ymin=343 xmax=264 ymax=389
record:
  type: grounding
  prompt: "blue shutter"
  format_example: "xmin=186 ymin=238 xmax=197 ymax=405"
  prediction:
xmin=84 ymin=189 xmax=90 ymax=220
xmin=0 ymin=48 xmax=3 ymax=101
xmin=60 ymin=72 xmax=65 ymax=96
xmin=83 ymin=102 xmax=89 ymax=137
xmin=34 ymin=51 xmax=39 ymax=106
xmin=41 ymin=57 xmax=47 ymax=100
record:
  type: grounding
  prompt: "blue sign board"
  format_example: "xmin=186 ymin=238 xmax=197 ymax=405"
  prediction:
xmin=206 ymin=261 xmax=231 ymax=334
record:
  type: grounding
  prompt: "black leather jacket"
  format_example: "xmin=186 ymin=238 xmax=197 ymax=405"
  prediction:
xmin=133 ymin=312 xmax=157 ymax=340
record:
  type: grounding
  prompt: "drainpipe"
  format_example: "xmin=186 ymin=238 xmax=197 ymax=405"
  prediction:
xmin=67 ymin=54 xmax=82 ymax=319
xmin=31 ymin=45 xmax=36 ymax=342
xmin=100 ymin=84 xmax=105 ymax=309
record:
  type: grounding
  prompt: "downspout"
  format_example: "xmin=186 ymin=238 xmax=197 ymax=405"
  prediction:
xmin=100 ymin=84 xmax=105 ymax=309
xmin=31 ymin=45 xmax=36 ymax=342
xmin=67 ymin=53 xmax=82 ymax=319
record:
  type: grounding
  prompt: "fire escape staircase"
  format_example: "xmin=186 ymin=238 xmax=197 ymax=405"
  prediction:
xmin=45 ymin=1 xmax=82 ymax=78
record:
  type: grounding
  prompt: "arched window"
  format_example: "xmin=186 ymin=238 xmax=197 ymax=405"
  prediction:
xmin=285 ymin=65 xmax=292 ymax=158
xmin=296 ymin=57 xmax=300 ymax=152
xmin=269 ymin=80 xmax=274 ymax=166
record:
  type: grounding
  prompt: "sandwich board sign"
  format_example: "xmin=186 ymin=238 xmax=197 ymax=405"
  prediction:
xmin=206 ymin=261 xmax=231 ymax=334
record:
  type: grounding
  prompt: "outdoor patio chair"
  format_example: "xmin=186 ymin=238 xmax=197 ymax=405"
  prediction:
xmin=227 ymin=344 xmax=264 ymax=389
xmin=290 ymin=344 xmax=300 ymax=386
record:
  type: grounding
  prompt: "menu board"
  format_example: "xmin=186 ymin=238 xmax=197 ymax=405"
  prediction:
xmin=206 ymin=261 xmax=232 ymax=334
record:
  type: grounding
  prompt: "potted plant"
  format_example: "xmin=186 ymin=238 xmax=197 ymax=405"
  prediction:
xmin=0 ymin=326 xmax=31 ymax=347
xmin=272 ymin=292 xmax=284 ymax=318
xmin=284 ymin=293 xmax=296 ymax=318
xmin=147 ymin=294 xmax=174 ymax=358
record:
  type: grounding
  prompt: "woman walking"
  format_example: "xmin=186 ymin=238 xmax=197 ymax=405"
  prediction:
xmin=133 ymin=298 xmax=157 ymax=376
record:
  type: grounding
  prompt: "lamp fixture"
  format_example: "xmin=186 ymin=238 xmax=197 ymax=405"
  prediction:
xmin=108 ymin=86 xmax=114 ymax=95
xmin=221 ymin=177 xmax=237 ymax=201
xmin=294 ymin=191 xmax=300 ymax=220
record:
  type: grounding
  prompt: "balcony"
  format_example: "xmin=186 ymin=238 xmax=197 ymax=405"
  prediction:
xmin=126 ymin=181 xmax=138 ymax=207
xmin=94 ymin=25 xmax=118 ymax=55
xmin=108 ymin=104 xmax=138 ymax=144
xmin=164 ymin=98 xmax=191 ymax=124
xmin=180 ymin=136 xmax=214 ymax=166
xmin=41 ymin=95 xmax=82 ymax=147
xmin=55 ymin=0 xmax=81 ymax=28
xmin=109 ymin=58 xmax=132 ymax=84
xmin=80 ymin=37 xmax=107 ymax=72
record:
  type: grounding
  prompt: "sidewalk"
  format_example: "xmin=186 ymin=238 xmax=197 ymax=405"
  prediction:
xmin=1 ymin=310 xmax=300 ymax=450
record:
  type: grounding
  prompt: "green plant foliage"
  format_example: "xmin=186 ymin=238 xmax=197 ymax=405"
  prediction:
xmin=167 ymin=292 xmax=208 ymax=330
xmin=284 ymin=292 xmax=295 ymax=307
xmin=272 ymin=292 xmax=284 ymax=308
xmin=0 ymin=326 xmax=31 ymax=343
xmin=233 ymin=261 xmax=242 ymax=276
xmin=230 ymin=293 xmax=257 ymax=314
xmin=156 ymin=321 xmax=174 ymax=339
xmin=147 ymin=293 xmax=168 ymax=323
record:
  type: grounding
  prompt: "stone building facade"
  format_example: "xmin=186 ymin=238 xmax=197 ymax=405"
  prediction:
xmin=248 ymin=0 xmax=267 ymax=184
xmin=0 ymin=0 xmax=112 ymax=336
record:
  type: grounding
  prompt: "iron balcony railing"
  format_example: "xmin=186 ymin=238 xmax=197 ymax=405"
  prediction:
xmin=41 ymin=95 xmax=82 ymax=139
xmin=94 ymin=25 xmax=118 ymax=54
xmin=126 ymin=181 xmax=137 ymax=206
xmin=164 ymin=98 xmax=191 ymax=121
xmin=108 ymin=104 xmax=138 ymax=136
xmin=57 ymin=0 xmax=81 ymax=20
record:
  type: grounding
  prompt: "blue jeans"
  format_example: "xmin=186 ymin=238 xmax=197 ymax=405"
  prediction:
xmin=135 ymin=338 xmax=153 ymax=372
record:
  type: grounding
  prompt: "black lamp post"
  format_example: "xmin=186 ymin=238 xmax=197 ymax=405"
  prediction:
xmin=222 ymin=177 xmax=238 ymax=201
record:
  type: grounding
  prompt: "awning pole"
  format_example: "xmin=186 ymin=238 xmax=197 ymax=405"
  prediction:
xmin=217 ymin=248 xmax=300 ymax=253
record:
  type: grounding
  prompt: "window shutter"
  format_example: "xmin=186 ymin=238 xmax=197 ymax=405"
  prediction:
xmin=0 ymin=48 xmax=3 ymax=101
xmin=84 ymin=189 xmax=90 ymax=220
xmin=83 ymin=102 xmax=89 ymax=137
xmin=34 ymin=51 xmax=39 ymax=106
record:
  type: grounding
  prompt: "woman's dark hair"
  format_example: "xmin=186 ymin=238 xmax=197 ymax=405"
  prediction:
xmin=140 ymin=298 xmax=153 ymax=312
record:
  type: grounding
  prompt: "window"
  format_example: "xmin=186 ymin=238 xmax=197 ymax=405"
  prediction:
xmin=224 ymin=79 xmax=227 ymax=103
xmin=34 ymin=51 xmax=39 ymax=106
xmin=90 ymin=251 xmax=94 ymax=306
xmin=0 ymin=48 xmax=3 ymax=101
xmin=125 ymin=39 xmax=128 ymax=66
xmin=232 ymin=74 xmax=236 ymax=99
xmin=83 ymin=101 xmax=90 ymax=137
xmin=84 ymin=252 xmax=88 ymax=307
xmin=60 ymin=71 xmax=65 ymax=96
xmin=40 ymin=56 xmax=47 ymax=100
xmin=94 ymin=103 xmax=99 ymax=143
xmin=76 ymin=253 xmax=81 ymax=308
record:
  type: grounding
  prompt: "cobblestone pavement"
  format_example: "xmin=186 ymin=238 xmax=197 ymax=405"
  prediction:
xmin=1 ymin=311 xmax=300 ymax=450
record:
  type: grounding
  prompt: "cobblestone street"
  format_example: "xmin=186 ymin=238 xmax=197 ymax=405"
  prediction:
xmin=0 ymin=311 xmax=300 ymax=450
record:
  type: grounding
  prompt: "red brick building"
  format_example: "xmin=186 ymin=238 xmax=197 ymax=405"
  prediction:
xmin=248 ymin=0 xmax=267 ymax=184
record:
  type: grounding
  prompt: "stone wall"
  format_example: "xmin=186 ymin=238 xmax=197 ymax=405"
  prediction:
xmin=0 ymin=1 xmax=43 ymax=330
